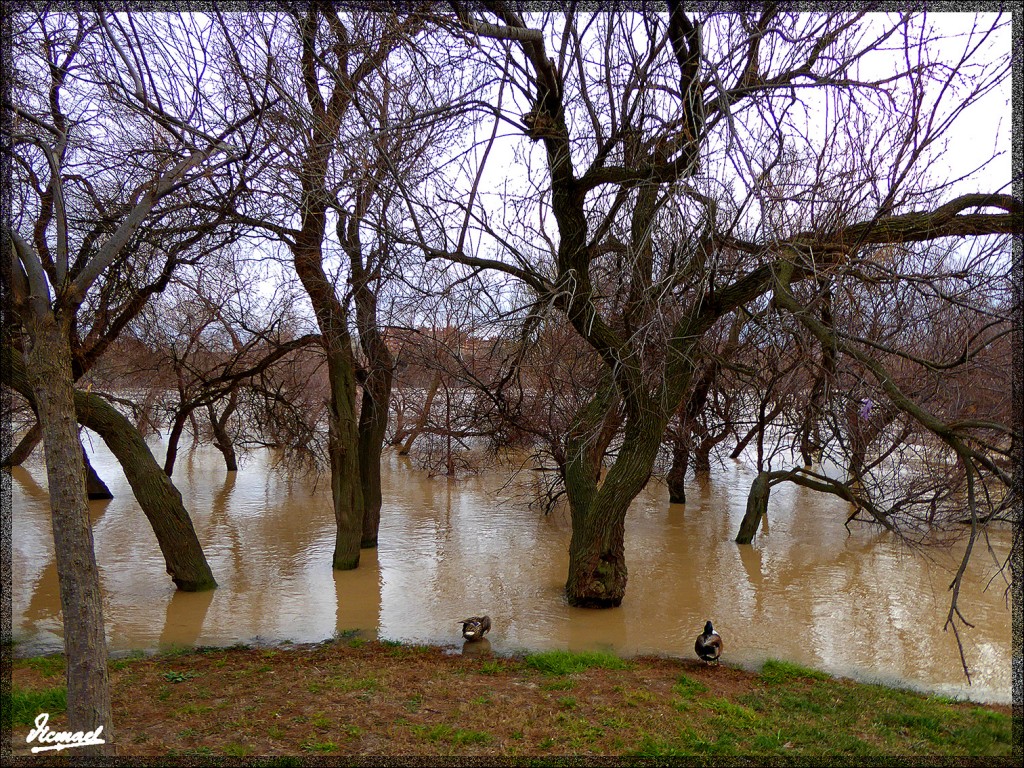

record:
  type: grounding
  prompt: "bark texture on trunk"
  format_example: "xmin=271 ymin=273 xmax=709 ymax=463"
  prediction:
xmin=75 ymin=392 xmax=218 ymax=590
xmin=209 ymin=397 xmax=238 ymax=472
xmin=24 ymin=313 xmax=113 ymax=754
xmin=326 ymin=356 xmax=363 ymax=569
xmin=564 ymin=401 xmax=663 ymax=607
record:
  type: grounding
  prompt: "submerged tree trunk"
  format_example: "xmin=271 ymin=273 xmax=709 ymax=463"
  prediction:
xmin=163 ymin=409 xmax=189 ymax=477
xmin=82 ymin=445 xmax=113 ymax=500
xmin=2 ymin=419 xmax=42 ymax=467
xmin=736 ymin=471 xmax=779 ymax=544
xmin=208 ymin=397 xmax=238 ymax=472
xmin=326 ymin=353 xmax=363 ymax=569
xmin=356 ymin=372 xmax=391 ymax=548
xmin=666 ymin=438 xmax=689 ymax=504
xmin=294 ymin=237 xmax=364 ymax=570
xmin=74 ymin=392 xmax=217 ymax=590
xmin=350 ymin=236 xmax=394 ymax=549
xmin=564 ymin=393 xmax=663 ymax=607
xmin=5 ymin=346 xmax=217 ymax=590
xmin=23 ymin=313 xmax=113 ymax=754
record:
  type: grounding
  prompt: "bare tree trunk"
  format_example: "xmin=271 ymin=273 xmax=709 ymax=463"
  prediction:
xmin=565 ymin=437 xmax=660 ymax=607
xmin=800 ymin=283 xmax=834 ymax=467
xmin=23 ymin=313 xmax=113 ymax=754
xmin=736 ymin=470 xmax=785 ymax=544
xmin=2 ymin=419 xmax=42 ymax=467
xmin=357 ymin=375 xmax=390 ymax=547
xmin=163 ymin=410 xmax=189 ymax=477
xmin=5 ymin=346 xmax=217 ymax=591
xmin=666 ymin=438 xmax=689 ymax=504
xmin=294 ymin=237 xmax=364 ymax=570
xmin=208 ymin=396 xmax=238 ymax=472
xmin=351 ymin=238 xmax=394 ymax=549
xmin=564 ymin=387 xmax=662 ymax=607
xmin=82 ymin=445 xmax=113 ymax=500
xmin=74 ymin=392 xmax=218 ymax=591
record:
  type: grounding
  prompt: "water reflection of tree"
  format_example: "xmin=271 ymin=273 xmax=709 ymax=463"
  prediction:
xmin=159 ymin=589 xmax=215 ymax=650
xmin=13 ymin=466 xmax=109 ymax=640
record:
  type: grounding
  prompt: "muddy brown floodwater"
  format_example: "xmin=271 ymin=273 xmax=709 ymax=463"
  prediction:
xmin=9 ymin=435 xmax=1012 ymax=704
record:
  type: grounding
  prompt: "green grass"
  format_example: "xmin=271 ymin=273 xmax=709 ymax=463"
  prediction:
xmin=672 ymin=673 xmax=708 ymax=699
xmin=158 ymin=644 xmax=197 ymax=659
xmin=410 ymin=724 xmax=492 ymax=746
xmin=722 ymin=661 xmax=1011 ymax=757
xmin=759 ymin=658 xmax=830 ymax=685
xmin=162 ymin=670 xmax=200 ymax=683
xmin=9 ymin=642 xmax=1010 ymax=759
xmin=110 ymin=650 xmax=148 ymax=671
xmin=5 ymin=686 xmax=68 ymax=726
xmin=524 ymin=649 xmax=632 ymax=675
xmin=328 ymin=675 xmax=380 ymax=693
xmin=23 ymin=655 xmax=65 ymax=678
xmin=300 ymin=738 xmax=337 ymax=752
xmin=477 ymin=660 xmax=507 ymax=675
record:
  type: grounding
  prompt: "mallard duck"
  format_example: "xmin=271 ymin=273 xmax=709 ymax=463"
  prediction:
xmin=460 ymin=615 xmax=491 ymax=642
xmin=695 ymin=620 xmax=722 ymax=664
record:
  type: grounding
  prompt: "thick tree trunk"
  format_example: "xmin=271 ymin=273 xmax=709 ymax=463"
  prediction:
xmin=352 ymin=277 xmax=393 ymax=548
xmin=327 ymin=354 xmax=363 ymax=569
xmin=83 ymin=445 xmax=113 ymax=500
xmin=73 ymin=393 xmax=217 ymax=590
xmin=565 ymin=404 xmax=662 ymax=607
xmin=5 ymin=346 xmax=217 ymax=591
xmin=566 ymin=503 xmax=628 ymax=608
xmin=23 ymin=313 xmax=113 ymax=754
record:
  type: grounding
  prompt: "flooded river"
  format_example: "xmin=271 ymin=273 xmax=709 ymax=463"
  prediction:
xmin=9 ymin=435 xmax=1012 ymax=704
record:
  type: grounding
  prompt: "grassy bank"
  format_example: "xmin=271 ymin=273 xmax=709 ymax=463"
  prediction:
xmin=5 ymin=636 xmax=1014 ymax=762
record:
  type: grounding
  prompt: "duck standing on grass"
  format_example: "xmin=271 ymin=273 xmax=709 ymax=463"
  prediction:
xmin=460 ymin=615 xmax=491 ymax=642
xmin=695 ymin=620 xmax=723 ymax=664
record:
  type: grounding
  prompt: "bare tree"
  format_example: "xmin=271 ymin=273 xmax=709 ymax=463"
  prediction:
xmin=402 ymin=7 xmax=1017 ymax=612
xmin=4 ymin=8 xmax=267 ymax=745
xmin=212 ymin=3 xmax=476 ymax=561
